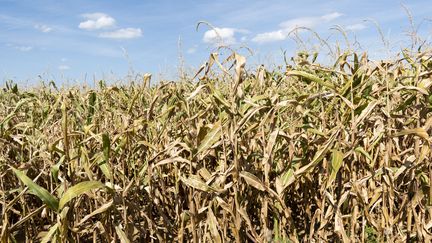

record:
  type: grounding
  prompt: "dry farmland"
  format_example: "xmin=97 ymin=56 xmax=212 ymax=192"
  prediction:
xmin=1 ymin=48 xmax=432 ymax=242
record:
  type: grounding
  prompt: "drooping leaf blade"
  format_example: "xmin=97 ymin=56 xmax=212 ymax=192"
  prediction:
xmin=12 ymin=167 xmax=59 ymax=211
xmin=59 ymin=181 xmax=105 ymax=210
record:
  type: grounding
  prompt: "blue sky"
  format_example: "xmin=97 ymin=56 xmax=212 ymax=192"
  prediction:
xmin=1 ymin=0 xmax=431 ymax=85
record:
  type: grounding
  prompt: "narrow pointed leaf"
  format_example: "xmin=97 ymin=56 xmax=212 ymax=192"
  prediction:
xmin=180 ymin=176 xmax=217 ymax=193
xmin=295 ymin=130 xmax=339 ymax=176
xmin=78 ymin=200 xmax=113 ymax=226
xmin=354 ymin=147 xmax=373 ymax=162
xmin=239 ymin=171 xmax=265 ymax=191
xmin=12 ymin=168 xmax=59 ymax=211
xmin=287 ymin=70 xmax=336 ymax=90
xmin=354 ymin=100 xmax=378 ymax=126
xmin=59 ymin=181 xmax=105 ymax=210
xmin=40 ymin=223 xmax=59 ymax=243
xmin=115 ymin=225 xmax=131 ymax=243
xmin=100 ymin=133 xmax=113 ymax=180
xmin=394 ymin=127 xmax=430 ymax=141
xmin=207 ymin=208 xmax=222 ymax=243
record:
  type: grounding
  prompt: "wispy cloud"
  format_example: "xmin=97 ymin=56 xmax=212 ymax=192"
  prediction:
xmin=345 ymin=23 xmax=367 ymax=31
xmin=7 ymin=43 xmax=33 ymax=52
xmin=321 ymin=12 xmax=343 ymax=22
xmin=79 ymin=13 xmax=116 ymax=30
xmin=34 ymin=24 xmax=52 ymax=33
xmin=203 ymin=27 xmax=248 ymax=45
xmin=252 ymin=12 xmax=343 ymax=43
xmin=99 ymin=28 xmax=142 ymax=39
xmin=17 ymin=46 xmax=33 ymax=52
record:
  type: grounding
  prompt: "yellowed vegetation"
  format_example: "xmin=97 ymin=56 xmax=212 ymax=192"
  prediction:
xmin=1 ymin=47 xmax=432 ymax=242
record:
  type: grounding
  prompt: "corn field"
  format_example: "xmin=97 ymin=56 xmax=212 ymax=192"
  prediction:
xmin=1 ymin=47 xmax=432 ymax=242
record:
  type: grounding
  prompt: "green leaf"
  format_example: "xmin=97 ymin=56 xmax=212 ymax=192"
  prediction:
xmin=327 ymin=150 xmax=344 ymax=188
xmin=354 ymin=100 xmax=378 ymax=127
xmin=99 ymin=133 xmax=113 ymax=180
xmin=287 ymin=70 xmax=336 ymax=90
xmin=51 ymin=156 xmax=65 ymax=183
xmin=353 ymin=52 xmax=359 ymax=73
xmin=12 ymin=167 xmax=59 ymax=211
xmin=212 ymin=88 xmax=234 ymax=114
xmin=87 ymin=91 xmax=97 ymax=124
xmin=59 ymin=181 xmax=105 ymax=210
xmin=102 ymin=133 xmax=110 ymax=160
xmin=295 ymin=130 xmax=339 ymax=176
xmin=354 ymin=147 xmax=373 ymax=162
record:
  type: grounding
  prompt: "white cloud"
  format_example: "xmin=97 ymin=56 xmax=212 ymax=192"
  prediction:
xmin=252 ymin=30 xmax=287 ymax=43
xmin=252 ymin=12 xmax=343 ymax=43
xmin=321 ymin=12 xmax=343 ymax=21
xmin=58 ymin=65 xmax=70 ymax=70
xmin=203 ymin=27 xmax=238 ymax=45
xmin=99 ymin=28 xmax=142 ymax=39
xmin=79 ymin=13 xmax=116 ymax=30
xmin=279 ymin=17 xmax=319 ymax=30
xmin=345 ymin=23 xmax=367 ymax=31
xmin=34 ymin=24 xmax=52 ymax=33
xmin=78 ymin=13 xmax=142 ymax=40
